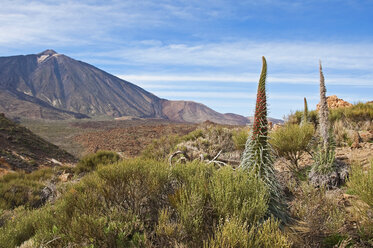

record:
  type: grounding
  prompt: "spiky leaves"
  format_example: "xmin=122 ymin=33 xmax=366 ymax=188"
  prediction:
xmin=240 ymin=57 xmax=288 ymax=224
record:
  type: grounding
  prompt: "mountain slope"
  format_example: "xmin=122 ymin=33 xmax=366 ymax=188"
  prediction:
xmin=0 ymin=50 xmax=280 ymax=125
xmin=0 ymin=88 xmax=88 ymax=120
xmin=0 ymin=50 xmax=164 ymax=118
xmin=161 ymin=100 xmax=250 ymax=125
xmin=0 ymin=113 xmax=76 ymax=173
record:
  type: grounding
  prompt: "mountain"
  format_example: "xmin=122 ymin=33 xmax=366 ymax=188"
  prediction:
xmin=0 ymin=49 xmax=163 ymax=119
xmin=161 ymin=100 xmax=250 ymax=125
xmin=0 ymin=50 xmax=280 ymax=125
xmin=0 ymin=113 xmax=76 ymax=173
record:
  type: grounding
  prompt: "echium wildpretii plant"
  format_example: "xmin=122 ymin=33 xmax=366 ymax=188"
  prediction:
xmin=240 ymin=57 xmax=288 ymax=224
xmin=312 ymin=61 xmax=336 ymax=173
xmin=301 ymin=97 xmax=309 ymax=125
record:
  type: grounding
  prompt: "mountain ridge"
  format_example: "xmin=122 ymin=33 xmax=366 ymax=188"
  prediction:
xmin=0 ymin=50 xmax=282 ymax=125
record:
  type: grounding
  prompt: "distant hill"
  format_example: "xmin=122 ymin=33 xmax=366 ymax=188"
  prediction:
xmin=0 ymin=50 xmax=282 ymax=125
xmin=161 ymin=100 xmax=250 ymax=125
xmin=0 ymin=113 xmax=76 ymax=173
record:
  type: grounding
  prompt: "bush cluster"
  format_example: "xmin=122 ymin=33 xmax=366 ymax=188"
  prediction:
xmin=232 ymin=127 xmax=249 ymax=151
xmin=75 ymin=150 xmax=120 ymax=173
xmin=0 ymin=168 xmax=54 ymax=210
xmin=0 ymin=159 xmax=291 ymax=247
xmin=269 ymin=123 xmax=314 ymax=171
xmin=142 ymin=125 xmax=238 ymax=162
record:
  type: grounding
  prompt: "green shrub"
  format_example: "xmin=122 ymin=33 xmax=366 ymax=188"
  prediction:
xmin=76 ymin=150 xmax=120 ymax=173
xmin=204 ymin=217 xmax=250 ymax=248
xmin=0 ymin=159 xmax=277 ymax=247
xmin=209 ymin=166 xmax=268 ymax=223
xmin=141 ymin=135 xmax=181 ymax=161
xmin=205 ymin=217 xmax=292 ymax=248
xmin=247 ymin=218 xmax=292 ymax=248
xmin=232 ymin=128 xmax=249 ymax=151
xmin=169 ymin=162 xmax=269 ymax=245
xmin=0 ymin=168 xmax=54 ymax=210
xmin=0 ymin=207 xmax=40 ymax=247
xmin=142 ymin=126 xmax=237 ymax=162
xmin=269 ymin=123 xmax=314 ymax=171
xmin=288 ymin=110 xmax=318 ymax=126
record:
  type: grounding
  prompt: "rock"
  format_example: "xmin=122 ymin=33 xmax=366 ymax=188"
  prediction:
xmin=359 ymin=130 xmax=373 ymax=142
xmin=316 ymin=95 xmax=352 ymax=110
xmin=268 ymin=121 xmax=273 ymax=130
xmin=34 ymin=183 xmax=56 ymax=208
xmin=59 ymin=172 xmax=73 ymax=182
xmin=272 ymin=124 xmax=282 ymax=131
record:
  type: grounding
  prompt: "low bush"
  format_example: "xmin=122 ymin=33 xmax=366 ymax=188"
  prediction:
xmin=142 ymin=125 xmax=238 ymax=162
xmin=288 ymin=110 xmax=318 ymax=126
xmin=141 ymin=135 xmax=181 ymax=161
xmin=232 ymin=128 xmax=249 ymax=151
xmin=205 ymin=217 xmax=292 ymax=248
xmin=0 ymin=159 xmax=291 ymax=247
xmin=269 ymin=123 xmax=314 ymax=171
xmin=0 ymin=168 xmax=53 ymax=210
xmin=75 ymin=150 xmax=120 ymax=173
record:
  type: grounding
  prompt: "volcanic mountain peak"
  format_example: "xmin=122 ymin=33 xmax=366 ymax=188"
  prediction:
xmin=38 ymin=49 xmax=58 ymax=56
xmin=0 ymin=50 xmax=277 ymax=125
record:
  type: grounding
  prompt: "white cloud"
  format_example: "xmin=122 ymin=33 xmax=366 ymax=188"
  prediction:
xmin=151 ymin=90 xmax=319 ymax=101
xmin=106 ymin=41 xmax=373 ymax=72
xmin=118 ymin=73 xmax=373 ymax=86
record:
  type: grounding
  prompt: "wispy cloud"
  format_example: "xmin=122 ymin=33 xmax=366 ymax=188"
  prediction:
xmin=103 ymin=41 xmax=373 ymax=72
xmin=118 ymin=73 xmax=373 ymax=86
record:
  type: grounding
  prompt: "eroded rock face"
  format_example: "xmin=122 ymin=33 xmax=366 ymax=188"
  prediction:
xmin=316 ymin=95 xmax=352 ymax=110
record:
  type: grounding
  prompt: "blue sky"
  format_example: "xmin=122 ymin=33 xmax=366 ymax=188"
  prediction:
xmin=1 ymin=0 xmax=372 ymax=118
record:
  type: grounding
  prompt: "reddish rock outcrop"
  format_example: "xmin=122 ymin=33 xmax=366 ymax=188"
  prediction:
xmin=316 ymin=95 xmax=352 ymax=110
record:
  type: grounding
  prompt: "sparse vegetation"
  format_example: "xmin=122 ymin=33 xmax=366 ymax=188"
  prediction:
xmin=347 ymin=161 xmax=373 ymax=208
xmin=289 ymin=102 xmax=373 ymax=130
xmin=329 ymin=102 xmax=373 ymax=126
